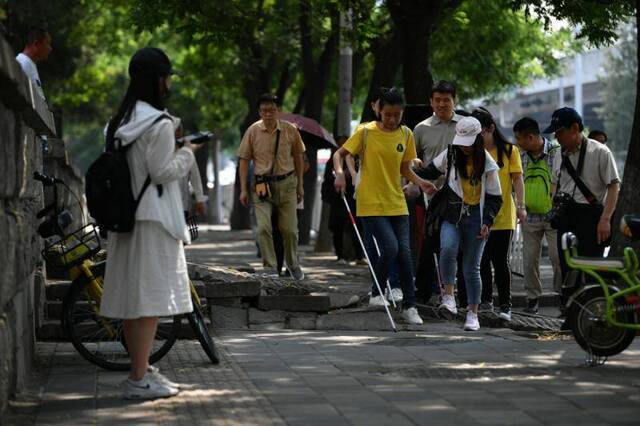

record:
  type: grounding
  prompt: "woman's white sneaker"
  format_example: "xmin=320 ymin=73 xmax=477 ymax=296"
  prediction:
xmin=439 ymin=294 xmax=458 ymax=315
xmin=402 ymin=307 xmax=423 ymax=325
xmin=147 ymin=365 xmax=181 ymax=389
xmin=369 ymin=295 xmax=389 ymax=307
xmin=388 ymin=288 xmax=403 ymax=303
xmin=124 ymin=373 xmax=179 ymax=400
xmin=463 ymin=311 xmax=480 ymax=331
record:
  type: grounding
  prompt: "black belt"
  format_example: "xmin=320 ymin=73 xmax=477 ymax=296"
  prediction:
xmin=260 ymin=171 xmax=294 ymax=182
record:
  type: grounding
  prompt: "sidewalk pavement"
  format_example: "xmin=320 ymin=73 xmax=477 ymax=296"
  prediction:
xmin=185 ymin=226 xmax=560 ymax=310
xmin=6 ymin=322 xmax=640 ymax=425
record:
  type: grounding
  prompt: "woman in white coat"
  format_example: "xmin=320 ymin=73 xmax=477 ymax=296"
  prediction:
xmin=101 ymin=47 xmax=197 ymax=400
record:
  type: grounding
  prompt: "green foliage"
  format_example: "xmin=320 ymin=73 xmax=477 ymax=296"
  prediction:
xmin=432 ymin=0 xmax=571 ymax=101
xmin=2 ymin=0 xmax=602 ymax=172
xmin=509 ymin=0 xmax=635 ymax=46
xmin=597 ymin=21 xmax=637 ymax=154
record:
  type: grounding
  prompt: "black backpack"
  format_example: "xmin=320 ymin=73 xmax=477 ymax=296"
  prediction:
xmin=86 ymin=115 xmax=169 ymax=232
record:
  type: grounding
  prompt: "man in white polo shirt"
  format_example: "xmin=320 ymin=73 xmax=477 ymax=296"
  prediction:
xmin=544 ymin=107 xmax=619 ymax=321
xmin=413 ymin=80 xmax=464 ymax=304
xmin=15 ymin=26 xmax=52 ymax=101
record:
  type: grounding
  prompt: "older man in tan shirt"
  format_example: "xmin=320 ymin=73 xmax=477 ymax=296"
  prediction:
xmin=238 ymin=94 xmax=306 ymax=280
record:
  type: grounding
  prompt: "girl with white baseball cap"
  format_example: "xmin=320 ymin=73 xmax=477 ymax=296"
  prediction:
xmin=415 ymin=116 xmax=502 ymax=331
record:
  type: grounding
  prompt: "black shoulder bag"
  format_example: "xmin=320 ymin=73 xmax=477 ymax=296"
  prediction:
xmin=424 ymin=147 xmax=454 ymax=237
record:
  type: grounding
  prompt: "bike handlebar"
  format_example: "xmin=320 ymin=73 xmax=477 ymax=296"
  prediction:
xmin=33 ymin=171 xmax=63 ymax=186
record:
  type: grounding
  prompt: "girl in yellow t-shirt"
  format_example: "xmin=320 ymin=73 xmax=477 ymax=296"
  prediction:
xmin=470 ymin=108 xmax=525 ymax=322
xmin=332 ymin=88 xmax=435 ymax=325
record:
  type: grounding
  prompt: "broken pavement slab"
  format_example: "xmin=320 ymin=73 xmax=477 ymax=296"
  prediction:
xmin=315 ymin=307 xmax=419 ymax=331
xmin=310 ymin=292 xmax=360 ymax=309
xmin=205 ymin=281 xmax=262 ymax=298
xmin=210 ymin=305 xmax=249 ymax=329
xmin=257 ymin=295 xmax=331 ymax=312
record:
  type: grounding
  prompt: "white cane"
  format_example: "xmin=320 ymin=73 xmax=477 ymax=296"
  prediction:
xmin=433 ymin=252 xmax=445 ymax=294
xmin=341 ymin=194 xmax=397 ymax=332
xmin=372 ymin=238 xmax=397 ymax=308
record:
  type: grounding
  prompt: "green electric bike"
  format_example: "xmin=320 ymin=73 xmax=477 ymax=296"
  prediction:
xmin=563 ymin=214 xmax=640 ymax=365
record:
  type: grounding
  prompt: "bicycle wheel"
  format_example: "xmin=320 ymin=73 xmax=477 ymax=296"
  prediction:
xmin=62 ymin=277 xmax=181 ymax=371
xmin=186 ymin=295 xmax=220 ymax=364
xmin=567 ymin=288 xmax=636 ymax=357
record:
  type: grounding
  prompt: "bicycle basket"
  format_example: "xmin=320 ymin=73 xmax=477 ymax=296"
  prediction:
xmin=186 ymin=215 xmax=199 ymax=241
xmin=42 ymin=223 xmax=101 ymax=267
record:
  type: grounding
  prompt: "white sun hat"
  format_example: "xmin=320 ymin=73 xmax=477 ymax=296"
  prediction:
xmin=452 ymin=116 xmax=482 ymax=147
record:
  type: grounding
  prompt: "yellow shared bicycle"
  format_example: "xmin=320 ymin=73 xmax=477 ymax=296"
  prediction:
xmin=35 ymin=172 xmax=219 ymax=370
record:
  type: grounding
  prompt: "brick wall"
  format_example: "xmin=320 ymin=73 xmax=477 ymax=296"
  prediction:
xmin=0 ymin=33 xmax=57 ymax=415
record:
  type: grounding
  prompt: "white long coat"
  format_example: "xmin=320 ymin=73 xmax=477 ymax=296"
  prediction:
xmin=101 ymin=101 xmax=195 ymax=319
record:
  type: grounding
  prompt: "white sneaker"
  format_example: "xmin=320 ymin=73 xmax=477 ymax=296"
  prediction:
xmin=402 ymin=307 xmax=423 ymax=325
xmin=439 ymin=294 xmax=458 ymax=315
xmin=369 ymin=295 xmax=389 ymax=307
xmin=498 ymin=308 xmax=512 ymax=322
xmin=124 ymin=373 xmax=179 ymax=400
xmin=388 ymin=288 xmax=403 ymax=303
xmin=463 ymin=311 xmax=480 ymax=331
xmin=147 ymin=365 xmax=181 ymax=389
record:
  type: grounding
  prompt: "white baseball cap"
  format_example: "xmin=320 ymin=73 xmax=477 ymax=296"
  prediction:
xmin=452 ymin=116 xmax=482 ymax=147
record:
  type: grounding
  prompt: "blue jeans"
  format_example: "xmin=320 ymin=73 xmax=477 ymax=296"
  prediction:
xmin=439 ymin=205 xmax=486 ymax=306
xmin=362 ymin=220 xmax=401 ymax=290
xmin=360 ymin=216 xmax=416 ymax=308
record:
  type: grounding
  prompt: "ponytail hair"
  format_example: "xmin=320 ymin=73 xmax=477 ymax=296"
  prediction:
xmin=471 ymin=107 xmax=512 ymax=168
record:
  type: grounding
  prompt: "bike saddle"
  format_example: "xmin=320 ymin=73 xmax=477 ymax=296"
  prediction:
xmin=562 ymin=232 xmax=627 ymax=270
xmin=570 ymin=256 xmax=625 ymax=269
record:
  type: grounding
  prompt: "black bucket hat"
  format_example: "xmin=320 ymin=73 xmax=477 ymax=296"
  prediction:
xmin=128 ymin=47 xmax=182 ymax=78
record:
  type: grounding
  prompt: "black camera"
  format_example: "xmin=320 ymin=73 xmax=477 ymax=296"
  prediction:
xmin=548 ymin=192 xmax=574 ymax=229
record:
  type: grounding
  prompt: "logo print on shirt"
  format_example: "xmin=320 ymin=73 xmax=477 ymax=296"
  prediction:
xmin=396 ymin=143 xmax=404 ymax=153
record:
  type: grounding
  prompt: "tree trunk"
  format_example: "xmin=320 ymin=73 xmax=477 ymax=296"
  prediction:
xmin=360 ymin=28 xmax=404 ymax=123
xmin=610 ymin=1 xmax=640 ymax=255
xmin=230 ymin=91 xmax=262 ymax=230
xmin=299 ymin=148 xmax=317 ymax=245
xmin=386 ymin=0 xmax=462 ymax=104
xmin=229 ymin=51 xmax=278 ymax=230
xmin=297 ymin=2 xmax=339 ymax=245
xmin=315 ymin=10 xmax=353 ymax=253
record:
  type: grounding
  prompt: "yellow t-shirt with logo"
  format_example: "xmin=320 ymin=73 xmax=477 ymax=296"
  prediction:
xmin=489 ymin=145 xmax=523 ymax=230
xmin=461 ymin=161 xmax=481 ymax=206
xmin=343 ymin=122 xmax=417 ymax=217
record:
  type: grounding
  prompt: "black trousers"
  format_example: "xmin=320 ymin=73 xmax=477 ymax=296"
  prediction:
xmin=480 ymin=229 xmax=513 ymax=308
xmin=329 ymin=197 xmax=363 ymax=261
xmin=415 ymin=231 xmax=440 ymax=303
xmin=556 ymin=203 xmax=606 ymax=301
xmin=272 ymin=210 xmax=285 ymax=274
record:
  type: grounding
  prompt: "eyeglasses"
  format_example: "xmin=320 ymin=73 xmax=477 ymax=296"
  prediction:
xmin=259 ymin=107 xmax=277 ymax=114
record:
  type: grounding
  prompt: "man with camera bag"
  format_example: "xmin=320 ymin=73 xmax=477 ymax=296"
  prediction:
xmin=543 ymin=108 xmax=619 ymax=305
xmin=238 ymin=94 xmax=306 ymax=280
